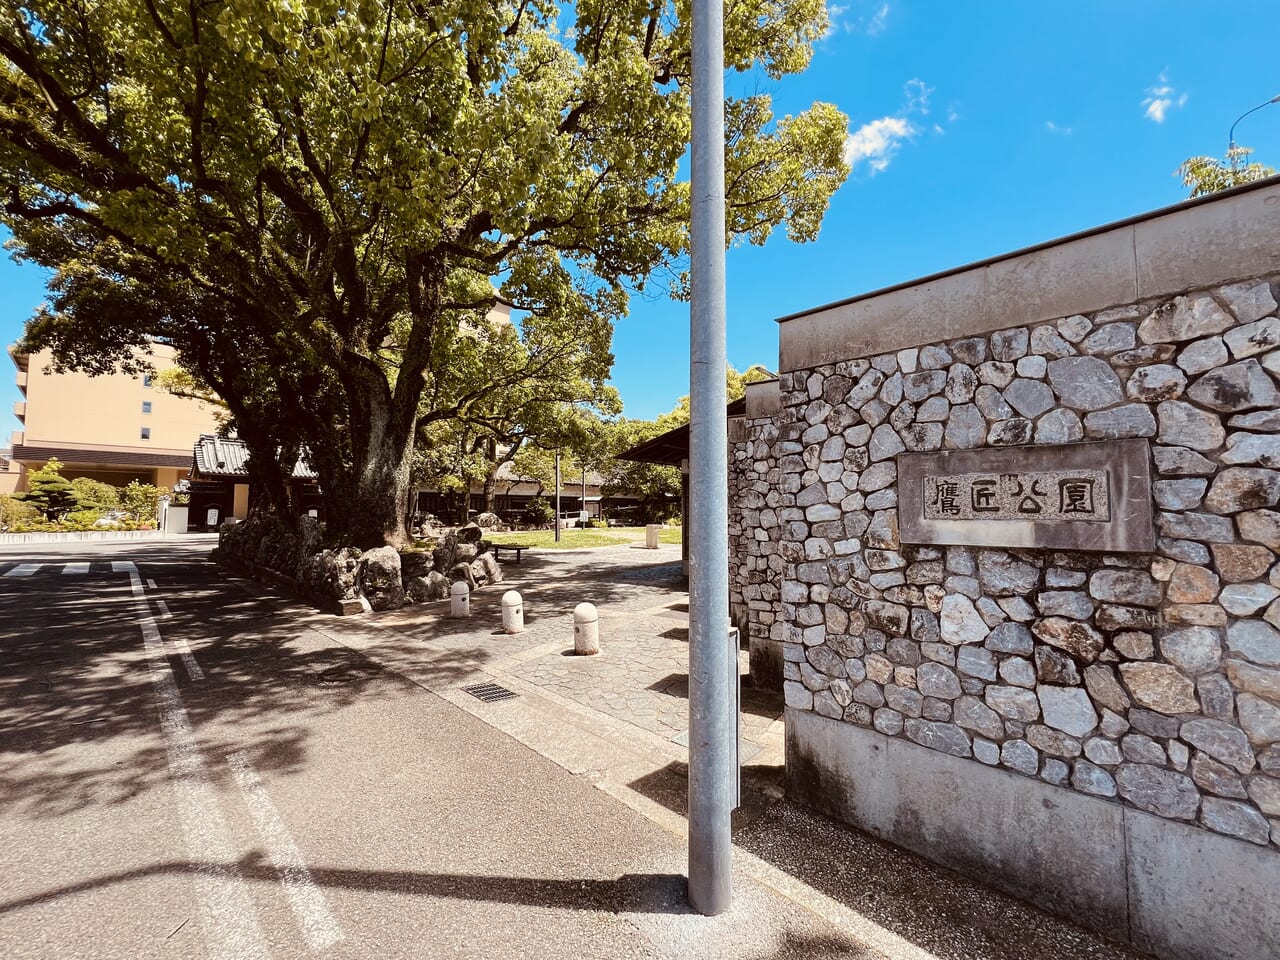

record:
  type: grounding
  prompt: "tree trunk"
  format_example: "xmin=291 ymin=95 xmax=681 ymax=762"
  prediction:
xmin=483 ymin=469 xmax=498 ymax=514
xmin=347 ymin=422 xmax=415 ymax=548
xmin=240 ymin=432 xmax=296 ymax=522
xmin=338 ymin=375 xmax=417 ymax=548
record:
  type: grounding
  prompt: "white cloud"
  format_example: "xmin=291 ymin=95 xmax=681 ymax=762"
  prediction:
xmin=866 ymin=2 xmax=890 ymax=35
xmin=1142 ymin=70 xmax=1188 ymax=123
xmin=842 ymin=78 xmax=944 ymax=174
xmin=844 ymin=116 xmax=915 ymax=173
xmin=825 ymin=1 xmax=891 ymax=37
xmin=1045 ymin=120 xmax=1073 ymax=135
xmin=824 ymin=3 xmax=848 ymax=37
xmin=904 ymin=78 xmax=932 ymax=114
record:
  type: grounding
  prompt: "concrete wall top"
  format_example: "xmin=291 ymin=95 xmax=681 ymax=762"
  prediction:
xmin=777 ymin=177 xmax=1280 ymax=373
xmin=744 ymin=378 xmax=781 ymax=419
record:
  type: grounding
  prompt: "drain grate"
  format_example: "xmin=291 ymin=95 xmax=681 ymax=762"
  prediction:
xmin=462 ymin=681 xmax=518 ymax=703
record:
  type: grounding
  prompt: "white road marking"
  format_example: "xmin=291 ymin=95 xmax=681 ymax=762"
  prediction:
xmin=4 ymin=564 xmax=40 ymax=577
xmin=128 ymin=572 xmax=270 ymax=960
xmin=229 ymin=752 xmax=345 ymax=951
xmin=156 ymin=599 xmax=174 ymax=620
xmin=168 ymin=637 xmax=206 ymax=682
xmin=147 ymin=578 xmax=158 ymax=589
xmin=112 ymin=561 xmax=138 ymax=574
xmin=63 ymin=562 xmax=90 ymax=576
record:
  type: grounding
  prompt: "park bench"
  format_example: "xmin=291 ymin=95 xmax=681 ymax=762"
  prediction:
xmin=491 ymin=543 xmax=528 ymax=564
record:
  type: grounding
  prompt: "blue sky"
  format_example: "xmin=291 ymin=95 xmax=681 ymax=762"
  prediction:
xmin=3 ymin=0 xmax=1280 ymax=434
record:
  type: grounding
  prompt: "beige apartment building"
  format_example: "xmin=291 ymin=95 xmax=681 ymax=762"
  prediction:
xmin=8 ymin=342 xmax=221 ymax=492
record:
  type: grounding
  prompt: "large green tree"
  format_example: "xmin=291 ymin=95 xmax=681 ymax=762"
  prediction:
xmin=0 ymin=0 xmax=848 ymax=546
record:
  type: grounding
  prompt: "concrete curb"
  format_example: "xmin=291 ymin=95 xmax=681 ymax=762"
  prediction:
xmin=0 ymin=529 xmax=169 ymax=545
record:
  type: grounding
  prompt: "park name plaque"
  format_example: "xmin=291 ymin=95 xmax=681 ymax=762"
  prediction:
xmin=897 ymin=439 xmax=1154 ymax=552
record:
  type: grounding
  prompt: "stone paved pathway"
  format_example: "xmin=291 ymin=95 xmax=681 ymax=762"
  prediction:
xmin=373 ymin=541 xmax=783 ymax=750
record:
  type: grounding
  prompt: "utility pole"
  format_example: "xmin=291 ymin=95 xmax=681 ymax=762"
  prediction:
xmin=687 ymin=0 xmax=732 ymax=917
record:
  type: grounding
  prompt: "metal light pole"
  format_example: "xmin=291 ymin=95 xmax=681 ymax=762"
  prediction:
xmin=687 ymin=0 xmax=733 ymax=917
xmin=554 ymin=450 xmax=561 ymax=543
xmin=1228 ymin=95 xmax=1280 ymax=171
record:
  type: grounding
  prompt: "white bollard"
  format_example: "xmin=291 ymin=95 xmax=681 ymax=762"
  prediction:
xmin=573 ymin=602 xmax=600 ymax=655
xmin=645 ymin=524 xmax=661 ymax=549
xmin=501 ymin=590 xmax=524 ymax=634
xmin=451 ymin=580 xmax=471 ymax=618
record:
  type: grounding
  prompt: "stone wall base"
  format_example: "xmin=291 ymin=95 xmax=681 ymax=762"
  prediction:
xmin=785 ymin=708 xmax=1280 ymax=960
xmin=749 ymin=636 xmax=785 ymax=693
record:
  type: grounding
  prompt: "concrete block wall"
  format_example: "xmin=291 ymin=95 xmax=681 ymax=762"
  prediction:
xmin=747 ymin=179 xmax=1280 ymax=959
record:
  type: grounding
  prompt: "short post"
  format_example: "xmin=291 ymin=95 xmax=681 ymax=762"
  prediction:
xmin=501 ymin=590 xmax=524 ymax=634
xmin=645 ymin=524 xmax=661 ymax=549
xmin=573 ymin=602 xmax=599 ymax=655
xmin=450 ymin=580 xmax=471 ymax=618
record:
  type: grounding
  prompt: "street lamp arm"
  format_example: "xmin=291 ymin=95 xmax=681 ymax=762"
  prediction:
xmin=1229 ymin=94 xmax=1280 ymax=153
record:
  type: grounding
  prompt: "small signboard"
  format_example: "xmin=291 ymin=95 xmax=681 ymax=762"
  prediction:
xmin=897 ymin=439 xmax=1154 ymax=552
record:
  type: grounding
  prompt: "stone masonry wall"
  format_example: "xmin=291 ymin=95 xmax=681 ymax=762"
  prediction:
xmin=774 ymin=273 xmax=1280 ymax=849
xmin=730 ymin=414 xmax=781 ymax=642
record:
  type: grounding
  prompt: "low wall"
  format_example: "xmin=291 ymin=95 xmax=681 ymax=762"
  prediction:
xmin=0 ymin=529 xmax=172 ymax=545
xmin=751 ymin=179 xmax=1280 ymax=959
xmin=788 ymin=708 xmax=1280 ymax=960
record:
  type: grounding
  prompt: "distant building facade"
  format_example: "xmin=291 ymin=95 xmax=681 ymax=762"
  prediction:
xmin=8 ymin=343 xmax=221 ymax=491
xmin=413 ymin=460 xmax=642 ymax=526
xmin=0 ymin=446 xmax=20 ymax=495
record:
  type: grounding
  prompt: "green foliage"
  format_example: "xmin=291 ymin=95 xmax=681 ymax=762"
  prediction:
xmin=593 ymin=363 xmax=773 ymax=521
xmin=70 ymin=477 xmax=121 ymax=512
xmin=120 ymin=481 xmax=164 ymax=522
xmin=509 ymin=446 xmax=562 ymax=496
xmin=1177 ymin=146 xmax=1275 ymax=197
xmin=15 ymin=458 xmax=78 ymax=519
xmin=523 ymin=496 xmax=553 ymax=527
xmin=0 ymin=493 xmax=40 ymax=528
xmin=0 ymin=0 xmax=847 ymax=547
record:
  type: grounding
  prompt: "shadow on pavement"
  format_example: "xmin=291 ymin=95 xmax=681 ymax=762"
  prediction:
xmin=0 ymin=559 xmax=485 ymax=821
xmin=645 ymin=670 xmax=785 ymax=722
xmin=0 ymin=852 xmax=690 ymax=917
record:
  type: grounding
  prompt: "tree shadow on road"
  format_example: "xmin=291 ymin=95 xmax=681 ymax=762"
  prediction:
xmin=0 ymin=563 xmax=483 ymax=821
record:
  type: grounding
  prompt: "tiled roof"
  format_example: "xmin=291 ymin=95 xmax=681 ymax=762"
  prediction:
xmin=493 ymin=459 xmax=607 ymax=486
xmin=191 ymin=434 xmax=317 ymax=480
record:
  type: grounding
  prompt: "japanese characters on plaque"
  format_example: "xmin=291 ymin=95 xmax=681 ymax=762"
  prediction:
xmin=923 ymin=469 xmax=1110 ymax=522
xmin=896 ymin=439 xmax=1154 ymax=552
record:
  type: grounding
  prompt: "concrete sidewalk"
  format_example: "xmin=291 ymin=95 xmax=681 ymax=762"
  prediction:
xmin=250 ymin=541 xmax=1146 ymax=960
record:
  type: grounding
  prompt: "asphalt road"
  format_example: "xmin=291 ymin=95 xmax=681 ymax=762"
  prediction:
xmin=0 ymin=540 xmax=874 ymax=960
xmin=0 ymin=539 xmax=1149 ymax=960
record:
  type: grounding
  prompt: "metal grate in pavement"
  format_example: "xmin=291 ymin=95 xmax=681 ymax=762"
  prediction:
xmin=462 ymin=681 xmax=518 ymax=703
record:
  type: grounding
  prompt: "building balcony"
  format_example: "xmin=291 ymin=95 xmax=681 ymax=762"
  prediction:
xmin=14 ymin=368 xmax=27 ymax=394
xmin=7 ymin=344 xmax=28 ymax=372
xmin=10 ymin=431 xmax=23 ymax=448
xmin=12 ymin=401 xmax=24 ymax=423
